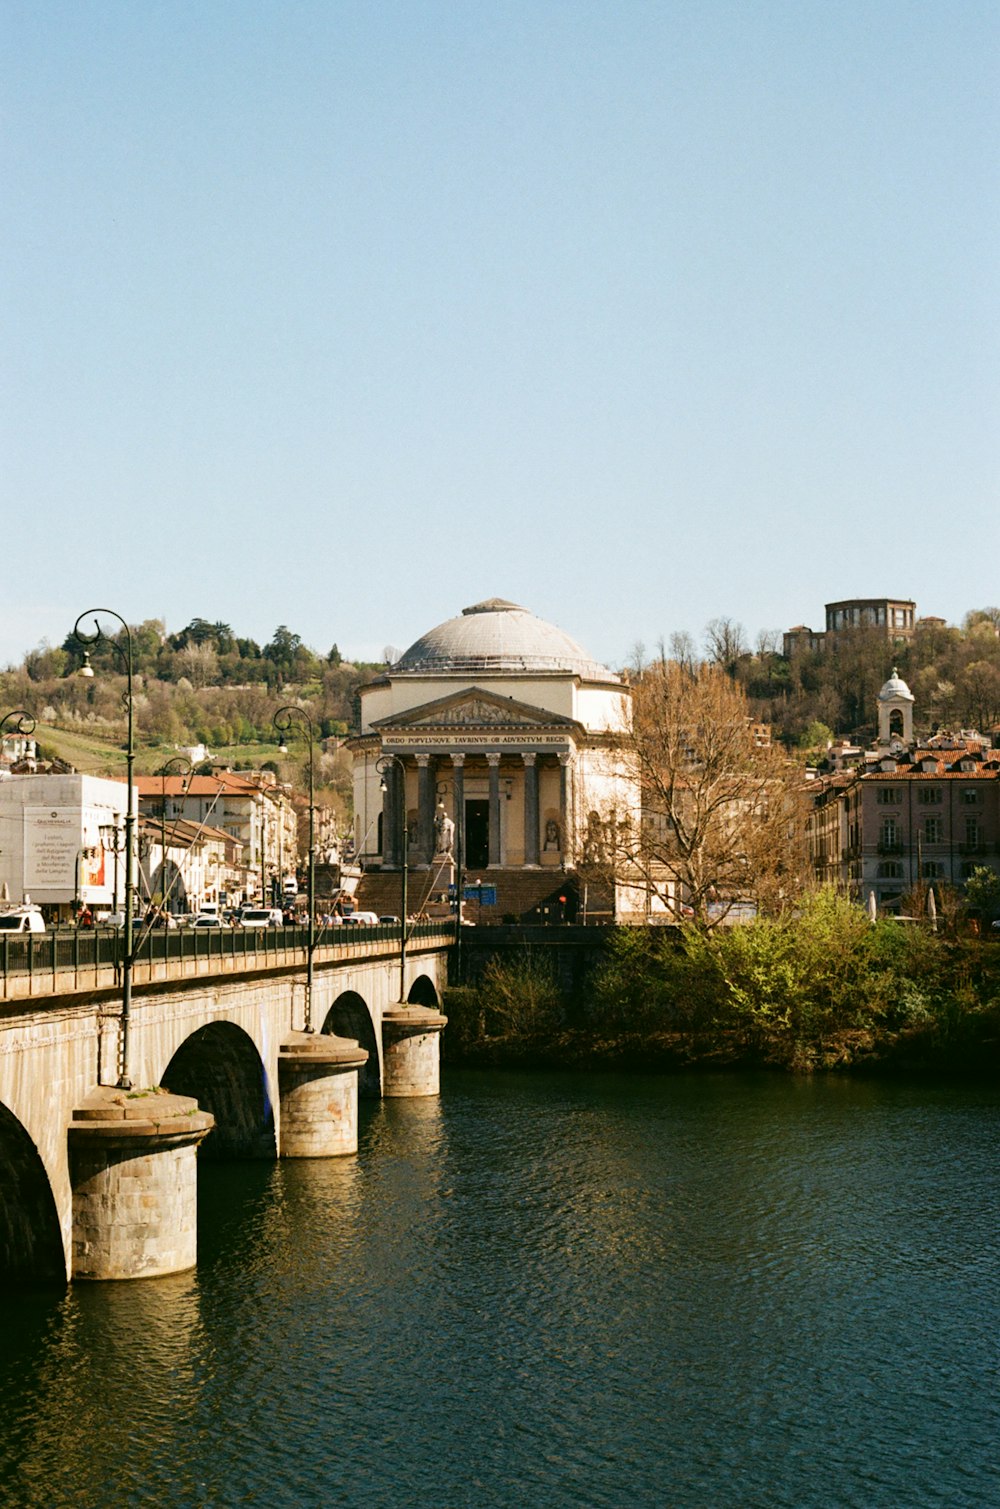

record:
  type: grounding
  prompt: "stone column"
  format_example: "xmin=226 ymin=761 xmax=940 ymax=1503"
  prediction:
xmin=416 ymin=755 xmax=435 ymax=865
xmin=381 ymin=760 xmax=398 ymax=867
xmin=487 ymin=753 xmax=502 ymax=867
xmin=451 ymin=753 xmax=465 ymax=865
xmin=278 ymin=1031 xmax=369 ymax=1157
xmin=559 ymin=753 xmax=575 ymax=865
xmin=69 ymin=1086 xmax=214 ymax=1281
xmin=381 ymin=1004 xmax=448 ymax=1096
xmin=523 ymin=753 xmax=540 ymax=865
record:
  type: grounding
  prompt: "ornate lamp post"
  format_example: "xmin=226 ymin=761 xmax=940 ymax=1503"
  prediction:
xmin=0 ymin=714 xmax=36 ymax=905
xmin=0 ymin=709 xmax=36 ymax=743
xmin=99 ymin=819 xmax=122 ymax=915
xmin=154 ymin=756 xmax=193 ymax=914
xmin=274 ymin=705 xmax=315 ymax=1032
xmin=74 ymin=609 xmax=136 ymax=1089
xmin=376 ymin=753 xmax=408 ymax=1004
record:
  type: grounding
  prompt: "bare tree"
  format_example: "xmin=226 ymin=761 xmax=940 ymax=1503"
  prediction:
xmin=704 ymin=617 xmax=749 ymax=672
xmin=594 ymin=662 xmax=807 ymax=926
xmin=668 ymin=630 xmax=699 ymax=676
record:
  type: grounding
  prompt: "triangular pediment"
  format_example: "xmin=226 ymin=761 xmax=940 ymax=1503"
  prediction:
xmin=372 ymin=686 xmax=579 ymax=732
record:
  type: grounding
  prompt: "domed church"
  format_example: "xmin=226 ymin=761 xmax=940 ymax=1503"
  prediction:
xmin=349 ymin=599 xmax=640 ymax=921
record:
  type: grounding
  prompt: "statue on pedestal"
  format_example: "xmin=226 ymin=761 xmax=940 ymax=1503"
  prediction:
xmin=434 ymin=801 xmax=455 ymax=857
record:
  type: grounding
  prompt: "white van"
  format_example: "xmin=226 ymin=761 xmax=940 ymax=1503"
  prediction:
xmin=240 ymin=906 xmax=284 ymax=929
xmin=0 ymin=906 xmax=46 ymax=934
xmin=342 ymin=911 xmax=379 ymax=926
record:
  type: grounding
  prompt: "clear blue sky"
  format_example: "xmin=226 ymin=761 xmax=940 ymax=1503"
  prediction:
xmin=3 ymin=1 xmax=997 ymax=670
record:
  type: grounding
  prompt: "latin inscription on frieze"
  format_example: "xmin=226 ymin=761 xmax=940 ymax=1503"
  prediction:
xmin=382 ymin=733 xmax=569 ymax=748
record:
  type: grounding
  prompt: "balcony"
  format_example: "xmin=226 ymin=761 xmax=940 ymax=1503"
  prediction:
xmin=877 ymin=841 xmax=905 ymax=855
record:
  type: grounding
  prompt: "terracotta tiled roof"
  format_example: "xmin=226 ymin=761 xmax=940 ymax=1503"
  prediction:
xmin=135 ymin=773 xmax=264 ymax=796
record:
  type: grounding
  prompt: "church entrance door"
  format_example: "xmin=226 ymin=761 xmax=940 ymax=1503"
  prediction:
xmin=465 ymin=800 xmax=489 ymax=870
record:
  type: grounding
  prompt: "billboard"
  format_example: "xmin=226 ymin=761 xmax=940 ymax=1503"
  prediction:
xmin=24 ymin=808 xmax=78 ymax=890
xmin=24 ymin=808 xmax=107 ymax=894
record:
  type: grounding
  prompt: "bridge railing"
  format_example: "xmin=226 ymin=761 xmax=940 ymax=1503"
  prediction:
xmin=0 ymin=920 xmax=456 ymax=987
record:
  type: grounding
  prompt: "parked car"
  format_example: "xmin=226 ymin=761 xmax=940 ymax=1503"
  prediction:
xmin=192 ymin=915 xmax=223 ymax=929
xmin=379 ymin=915 xmax=401 ymax=925
xmin=342 ymin=911 xmax=380 ymax=926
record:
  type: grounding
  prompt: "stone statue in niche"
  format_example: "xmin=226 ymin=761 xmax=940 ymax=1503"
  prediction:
xmin=543 ymin=819 xmax=561 ymax=852
xmin=434 ymin=802 xmax=455 ymax=856
xmin=582 ymin=811 xmax=607 ymax=867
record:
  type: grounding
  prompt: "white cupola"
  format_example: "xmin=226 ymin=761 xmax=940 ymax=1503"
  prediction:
xmin=877 ymin=668 xmax=914 ymax=747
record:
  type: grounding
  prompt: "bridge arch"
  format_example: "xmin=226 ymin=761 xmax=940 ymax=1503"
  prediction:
xmin=0 ymin=1102 xmax=64 ymax=1284
xmin=161 ymin=1022 xmax=275 ymax=1160
xmin=322 ymin=991 xmax=381 ymax=1098
xmin=407 ymin=974 xmax=440 ymax=1008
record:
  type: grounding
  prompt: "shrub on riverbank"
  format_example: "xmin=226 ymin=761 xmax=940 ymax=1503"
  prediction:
xmin=444 ymin=890 xmax=1000 ymax=1074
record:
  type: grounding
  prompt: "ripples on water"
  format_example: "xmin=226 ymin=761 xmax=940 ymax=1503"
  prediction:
xmin=1 ymin=1073 xmax=998 ymax=1508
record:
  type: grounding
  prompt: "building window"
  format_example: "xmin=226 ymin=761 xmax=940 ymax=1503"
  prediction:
xmin=877 ymin=861 xmax=904 ymax=879
xmin=917 ymin=787 xmax=942 ymax=805
xmin=962 ymin=788 xmax=981 ymax=805
xmin=965 ymin=818 xmax=981 ymax=846
xmin=923 ymin=861 xmax=945 ymax=878
xmin=879 ymin=819 xmax=900 ymax=848
xmin=924 ymin=818 xmax=944 ymax=843
xmin=876 ymin=788 xmax=901 ymax=805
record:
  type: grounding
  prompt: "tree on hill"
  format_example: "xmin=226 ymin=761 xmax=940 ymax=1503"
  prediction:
xmin=593 ymin=660 xmax=807 ymax=926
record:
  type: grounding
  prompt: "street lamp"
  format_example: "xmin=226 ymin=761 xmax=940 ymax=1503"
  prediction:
xmin=376 ymin=753 xmax=408 ymax=1004
xmin=155 ymin=756 xmax=193 ymax=915
xmin=74 ymin=609 xmax=136 ymax=1089
xmin=274 ymin=705 xmax=316 ymax=1032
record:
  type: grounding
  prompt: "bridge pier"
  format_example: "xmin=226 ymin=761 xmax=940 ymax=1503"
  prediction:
xmin=69 ymin=1087 xmax=214 ymax=1280
xmin=278 ymin=1033 xmax=369 ymax=1157
xmin=381 ymin=1005 xmax=448 ymax=1097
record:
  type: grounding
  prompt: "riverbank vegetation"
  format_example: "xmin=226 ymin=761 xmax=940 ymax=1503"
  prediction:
xmin=444 ymin=890 xmax=1000 ymax=1075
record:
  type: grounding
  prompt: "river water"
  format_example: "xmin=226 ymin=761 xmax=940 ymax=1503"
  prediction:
xmin=1 ymin=1070 xmax=998 ymax=1508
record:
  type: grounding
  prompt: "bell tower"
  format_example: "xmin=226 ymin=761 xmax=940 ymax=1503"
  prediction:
xmin=877 ymin=669 xmax=914 ymax=747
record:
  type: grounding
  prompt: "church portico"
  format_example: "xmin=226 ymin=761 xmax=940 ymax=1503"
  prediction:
xmin=349 ymin=599 xmax=637 ymax=920
xmin=368 ymin=739 xmax=574 ymax=872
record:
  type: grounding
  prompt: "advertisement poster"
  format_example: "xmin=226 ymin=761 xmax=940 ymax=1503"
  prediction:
xmin=24 ymin=808 xmax=78 ymax=890
xmin=24 ymin=808 xmax=108 ymax=893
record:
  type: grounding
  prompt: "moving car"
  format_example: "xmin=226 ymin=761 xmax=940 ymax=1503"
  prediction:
xmin=0 ymin=906 xmax=46 ymax=934
xmin=240 ymin=907 xmax=284 ymax=929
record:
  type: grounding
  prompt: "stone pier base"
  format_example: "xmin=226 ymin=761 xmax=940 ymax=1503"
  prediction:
xmin=278 ymin=1032 xmax=369 ymax=1157
xmin=381 ymin=1005 xmax=447 ymax=1097
xmin=69 ymin=1087 xmax=214 ymax=1281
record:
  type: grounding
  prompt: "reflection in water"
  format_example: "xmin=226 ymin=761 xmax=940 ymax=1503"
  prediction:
xmin=0 ymin=1073 xmax=998 ymax=1507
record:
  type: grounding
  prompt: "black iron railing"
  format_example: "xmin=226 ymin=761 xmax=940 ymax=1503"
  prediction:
xmin=0 ymin=920 xmax=454 ymax=982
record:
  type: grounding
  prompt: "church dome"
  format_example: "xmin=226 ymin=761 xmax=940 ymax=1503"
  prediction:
xmin=393 ymin=599 xmax=618 ymax=681
xmin=878 ymin=668 xmax=914 ymax=702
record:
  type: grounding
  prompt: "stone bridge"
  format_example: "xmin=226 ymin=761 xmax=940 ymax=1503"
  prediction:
xmin=0 ymin=925 xmax=451 ymax=1285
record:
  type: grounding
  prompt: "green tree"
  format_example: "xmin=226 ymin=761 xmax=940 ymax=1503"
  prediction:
xmin=964 ymin=866 xmax=1000 ymax=923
